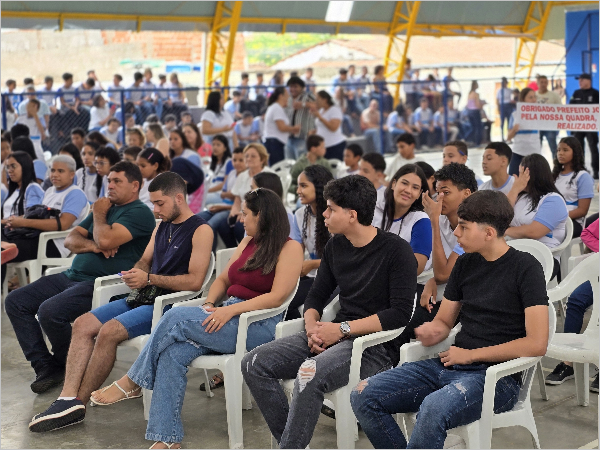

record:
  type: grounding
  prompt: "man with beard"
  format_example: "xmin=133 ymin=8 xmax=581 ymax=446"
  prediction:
xmin=28 ymin=171 xmax=214 ymax=432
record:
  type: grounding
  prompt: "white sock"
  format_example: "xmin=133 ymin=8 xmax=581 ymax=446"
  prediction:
xmin=57 ymin=396 xmax=76 ymax=401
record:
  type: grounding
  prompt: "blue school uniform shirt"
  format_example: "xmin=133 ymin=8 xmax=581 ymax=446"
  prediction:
xmin=555 ymin=170 xmax=595 ymax=227
xmin=413 ymin=107 xmax=433 ymax=126
xmin=34 ymin=160 xmax=48 ymax=181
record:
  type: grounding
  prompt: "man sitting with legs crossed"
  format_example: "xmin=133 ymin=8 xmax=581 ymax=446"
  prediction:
xmin=28 ymin=172 xmax=214 ymax=432
xmin=351 ymin=190 xmax=550 ymax=449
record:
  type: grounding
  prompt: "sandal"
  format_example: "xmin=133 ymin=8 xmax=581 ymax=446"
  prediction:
xmin=199 ymin=373 xmax=224 ymax=391
xmin=149 ymin=442 xmax=181 ymax=449
xmin=89 ymin=381 xmax=142 ymax=406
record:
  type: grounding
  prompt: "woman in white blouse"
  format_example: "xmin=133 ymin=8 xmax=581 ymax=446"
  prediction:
xmin=263 ymin=87 xmax=300 ymax=166
xmin=200 ymin=91 xmax=238 ymax=149
xmin=311 ymin=90 xmax=346 ymax=160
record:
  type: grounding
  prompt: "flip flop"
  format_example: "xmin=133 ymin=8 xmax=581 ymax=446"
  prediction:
xmin=149 ymin=442 xmax=181 ymax=449
xmin=89 ymin=381 xmax=142 ymax=406
xmin=199 ymin=373 xmax=224 ymax=391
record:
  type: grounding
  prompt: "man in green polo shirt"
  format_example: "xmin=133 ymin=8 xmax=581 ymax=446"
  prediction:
xmin=6 ymin=161 xmax=156 ymax=394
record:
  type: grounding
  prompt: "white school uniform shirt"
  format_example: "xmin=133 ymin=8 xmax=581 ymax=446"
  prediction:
xmin=200 ymin=110 xmax=235 ymax=144
xmin=2 ymin=183 xmax=45 ymax=217
xmin=479 ymin=176 xmax=515 ymax=195
xmin=42 ymin=184 xmax=88 ymax=257
xmin=209 ymin=157 xmax=232 ymax=190
xmin=231 ymin=167 xmax=274 ymax=199
xmin=15 ymin=115 xmax=46 ymax=163
xmin=139 ymin=178 xmax=153 ymax=210
xmin=336 ymin=168 xmax=359 ymax=179
xmin=75 ymin=168 xmax=99 ymax=203
xmin=263 ymin=103 xmax=290 ymax=145
xmin=315 ymin=106 xmax=345 ymax=148
xmin=89 ymin=106 xmax=110 ymax=130
xmin=424 ymin=215 xmax=458 ymax=272
xmin=291 ymin=205 xmax=321 ymax=278
xmin=555 ymin=171 xmax=595 ymax=228
xmin=384 ymin=154 xmax=422 ymax=180
xmin=107 ymin=83 xmax=123 ymax=103
xmin=511 ymin=193 xmax=568 ymax=257
xmin=510 ymin=111 xmax=540 ymax=157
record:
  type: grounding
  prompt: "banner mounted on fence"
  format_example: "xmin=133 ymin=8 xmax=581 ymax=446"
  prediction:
xmin=515 ymin=102 xmax=599 ymax=132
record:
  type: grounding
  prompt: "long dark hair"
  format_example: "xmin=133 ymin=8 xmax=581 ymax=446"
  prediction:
xmin=210 ymin=134 xmax=231 ymax=172
xmin=59 ymin=143 xmax=84 ymax=171
xmin=381 ymin=164 xmax=429 ymax=231
xmin=94 ymin=146 xmax=121 ymax=197
xmin=11 ymin=136 xmax=37 ymax=161
xmin=253 ymin=172 xmax=284 ymax=199
xmin=552 ymin=136 xmax=587 ymax=186
xmin=183 ymin=122 xmax=204 ymax=149
xmin=241 ymin=188 xmax=289 ymax=275
xmin=267 ymin=87 xmax=286 ymax=107
xmin=86 ymin=131 xmax=110 ymax=147
xmin=301 ymin=165 xmax=333 ymax=258
xmin=206 ymin=91 xmax=222 ymax=115
xmin=169 ymin=129 xmax=193 ymax=160
xmin=5 ymin=151 xmax=36 ymax=217
xmin=519 ymin=154 xmax=562 ymax=212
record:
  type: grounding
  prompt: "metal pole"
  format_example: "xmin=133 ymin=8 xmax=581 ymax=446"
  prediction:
xmin=443 ymin=87 xmax=448 ymax=144
xmin=1 ymin=95 xmax=7 ymax=131
xmin=378 ymin=81 xmax=385 ymax=154
xmin=500 ymin=78 xmax=505 ymax=142
xmin=120 ymin=90 xmax=126 ymax=146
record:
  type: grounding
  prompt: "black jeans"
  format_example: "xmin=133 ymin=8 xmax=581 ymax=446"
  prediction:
xmin=5 ymin=273 xmax=94 ymax=372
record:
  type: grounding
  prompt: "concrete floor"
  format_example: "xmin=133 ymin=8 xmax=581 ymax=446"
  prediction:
xmin=2 ymin=142 xmax=599 ymax=449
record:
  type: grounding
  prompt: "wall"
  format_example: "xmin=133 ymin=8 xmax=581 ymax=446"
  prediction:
xmin=565 ymin=9 xmax=599 ymax=99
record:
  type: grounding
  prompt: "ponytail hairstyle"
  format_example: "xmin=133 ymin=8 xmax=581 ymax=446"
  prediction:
xmin=139 ymin=147 xmax=172 ymax=178
xmin=240 ymin=188 xmax=289 ymax=275
xmin=210 ymin=134 xmax=231 ymax=172
xmin=552 ymin=136 xmax=587 ymax=186
xmin=81 ymin=141 xmax=100 ymax=194
xmin=267 ymin=87 xmax=287 ymax=107
xmin=94 ymin=146 xmax=121 ymax=197
xmin=5 ymin=151 xmax=35 ymax=217
xmin=381 ymin=164 xmax=429 ymax=231
xmin=301 ymin=165 xmax=333 ymax=258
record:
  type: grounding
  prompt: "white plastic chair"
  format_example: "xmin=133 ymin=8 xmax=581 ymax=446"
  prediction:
xmin=545 ymin=253 xmax=599 ymax=407
xmin=399 ymin=303 xmax=556 ymax=449
xmin=327 ymin=158 xmax=344 ymax=178
xmin=3 ymin=202 xmax=91 ymax=298
xmin=547 ymin=217 xmax=574 ymax=290
xmin=144 ymin=280 xmax=299 ymax=449
xmin=275 ymin=295 xmax=406 ymax=449
xmin=270 ymin=159 xmax=296 ymax=175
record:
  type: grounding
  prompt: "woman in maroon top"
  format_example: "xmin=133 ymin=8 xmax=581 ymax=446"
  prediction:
xmin=91 ymin=188 xmax=302 ymax=449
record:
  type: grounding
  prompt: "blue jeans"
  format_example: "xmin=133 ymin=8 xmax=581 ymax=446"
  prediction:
xmin=286 ymin=136 xmax=307 ymax=160
xmin=128 ymin=297 xmax=284 ymax=443
xmin=564 ymin=281 xmax=593 ymax=334
xmin=467 ymin=109 xmax=483 ymax=146
xmin=351 ymin=358 xmax=521 ymax=449
xmin=364 ymin=128 xmax=383 ymax=154
xmin=540 ymin=130 xmax=558 ymax=159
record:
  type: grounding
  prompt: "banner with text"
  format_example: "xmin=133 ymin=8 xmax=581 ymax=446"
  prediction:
xmin=516 ymin=103 xmax=599 ymax=132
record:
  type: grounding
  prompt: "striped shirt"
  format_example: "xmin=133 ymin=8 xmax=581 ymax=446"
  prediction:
xmin=285 ymin=90 xmax=316 ymax=140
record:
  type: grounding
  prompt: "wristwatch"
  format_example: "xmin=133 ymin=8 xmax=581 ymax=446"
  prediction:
xmin=339 ymin=321 xmax=351 ymax=337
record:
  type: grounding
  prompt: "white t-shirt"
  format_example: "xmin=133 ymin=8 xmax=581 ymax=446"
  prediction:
xmin=231 ymin=167 xmax=274 ymax=199
xmin=384 ymin=154 xmax=422 ymax=180
xmin=479 ymin=176 xmax=515 ymax=195
xmin=75 ymin=168 xmax=99 ymax=203
xmin=536 ymin=90 xmax=562 ymax=105
xmin=496 ymin=87 xmax=513 ymax=105
xmin=315 ymin=106 xmax=345 ymax=148
xmin=200 ymin=110 xmax=234 ymax=144
xmin=510 ymin=111 xmax=540 ymax=157
xmin=292 ymin=205 xmax=321 ymax=278
xmin=336 ymin=168 xmax=359 ymax=179
xmin=139 ymin=178 xmax=154 ymax=210
xmin=263 ymin=103 xmax=290 ymax=145
xmin=89 ymin=106 xmax=110 ymax=130
xmin=555 ymin=170 xmax=595 ymax=228
xmin=15 ymin=115 xmax=46 ymax=162
xmin=424 ymin=215 xmax=458 ymax=272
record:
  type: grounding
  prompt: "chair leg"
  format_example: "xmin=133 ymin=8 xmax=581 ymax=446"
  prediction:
xmin=224 ymin=359 xmax=244 ymax=449
xmin=464 ymin=421 xmax=483 ymax=449
xmin=28 ymin=260 xmax=42 ymax=283
xmin=202 ymin=368 xmax=214 ymax=398
xmin=143 ymin=388 xmax=152 ymax=420
xmin=334 ymin=390 xmax=356 ymax=449
xmin=574 ymin=362 xmax=590 ymax=407
xmin=536 ymin=361 xmax=549 ymax=401
xmin=242 ymin=380 xmax=252 ymax=410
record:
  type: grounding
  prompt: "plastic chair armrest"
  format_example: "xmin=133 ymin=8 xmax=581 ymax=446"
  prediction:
xmin=276 ymin=318 xmax=305 ymax=339
xmin=92 ymin=283 xmax=131 ymax=310
xmin=151 ymin=291 xmax=202 ymax=329
xmin=37 ymin=230 xmax=72 ymax=260
xmin=236 ymin=303 xmax=291 ymax=355
xmin=400 ymin=327 xmax=460 ymax=364
xmin=44 ymin=265 xmax=71 ymax=276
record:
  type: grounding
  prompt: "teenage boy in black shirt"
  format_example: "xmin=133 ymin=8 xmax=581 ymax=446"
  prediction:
xmin=242 ymin=175 xmax=417 ymax=449
xmin=351 ymin=190 xmax=549 ymax=449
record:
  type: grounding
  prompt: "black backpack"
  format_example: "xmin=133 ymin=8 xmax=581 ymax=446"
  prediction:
xmin=3 ymin=205 xmax=62 ymax=239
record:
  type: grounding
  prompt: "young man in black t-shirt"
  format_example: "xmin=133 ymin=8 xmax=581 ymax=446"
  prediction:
xmin=351 ymin=190 xmax=549 ymax=449
xmin=242 ymin=175 xmax=417 ymax=449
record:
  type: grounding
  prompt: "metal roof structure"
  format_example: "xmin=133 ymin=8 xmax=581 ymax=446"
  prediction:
xmin=2 ymin=1 xmax=597 ymax=103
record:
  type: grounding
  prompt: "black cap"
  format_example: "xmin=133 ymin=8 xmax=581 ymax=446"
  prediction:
xmin=576 ymin=73 xmax=592 ymax=80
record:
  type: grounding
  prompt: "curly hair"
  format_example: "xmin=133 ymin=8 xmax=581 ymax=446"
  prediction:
xmin=434 ymin=162 xmax=478 ymax=193
xmin=552 ymin=136 xmax=588 ymax=186
xmin=381 ymin=164 xmax=429 ymax=231
xmin=301 ymin=165 xmax=334 ymax=258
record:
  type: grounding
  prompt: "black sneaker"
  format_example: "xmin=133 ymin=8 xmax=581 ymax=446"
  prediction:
xmin=545 ymin=362 xmax=575 ymax=385
xmin=30 ymin=366 xmax=65 ymax=394
xmin=590 ymin=374 xmax=599 ymax=393
xmin=29 ymin=399 xmax=85 ymax=432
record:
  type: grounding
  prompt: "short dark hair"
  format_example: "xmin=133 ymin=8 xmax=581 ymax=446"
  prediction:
xmin=109 ymin=161 xmax=143 ymax=192
xmin=148 ymin=171 xmax=187 ymax=197
xmin=164 ymin=114 xmax=177 ymax=123
xmin=323 ymin=175 xmax=376 ymax=226
xmin=242 ymin=111 xmax=253 ymax=119
xmin=10 ymin=124 xmax=30 ymax=140
xmin=396 ymin=133 xmax=415 ymax=146
xmin=85 ymin=78 xmax=95 ymax=88
xmin=415 ymin=161 xmax=435 ymax=179
xmin=44 ymin=76 xmax=53 ymax=83
xmin=70 ymin=127 xmax=86 ymax=138
xmin=287 ymin=76 xmax=305 ymax=88
xmin=485 ymin=141 xmax=512 ymax=162
xmin=232 ymin=90 xmax=241 ymax=97
xmin=457 ymin=190 xmax=514 ymax=237
xmin=306 ymin=134 xmax=324 ymax=152
xmin=62 ymin=72 xmax=73 ymax=81
xmin=444 ymin=140 xmax=468 ymax=156
xmin=134 ymin=72 xmax=143 ymax=81
xmin=253 ymin=172 xmax=284 ymax=200
xmin=23 ymin=77 xmax=34 ymax=85
xmin=107 ymin=117 xmax=121 ymax=126
xmin=241 ymin=72 xmax=249 ymax=79
xmin=345 ymin=143 xmax=363 ymax=158
xmin=361 ymin=152 xmax=386 ymax=173
xmin=232 ymin=145 xmax=245 ymax=154
xmin=123 ymin=146 xmax=143 ymax=160
xmin=114 ymin=74 xmax=123 ymax=81
xmin=339 ymin=68 xmax=348 ymax=75
xmin=434 ymin=162 xmax=478 ymax=192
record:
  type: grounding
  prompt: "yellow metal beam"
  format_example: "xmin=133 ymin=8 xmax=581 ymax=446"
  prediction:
xmin=384 ymin=1 xmax=421 ymax=106
xmin=513 ymin=1 xmax=554 ymax=83
xmin=205 ymin=1 xmax=242 ymax=98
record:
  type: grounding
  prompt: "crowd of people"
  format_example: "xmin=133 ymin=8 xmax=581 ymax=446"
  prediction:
xmin=0 ymin=64 xmax=598 ymax=449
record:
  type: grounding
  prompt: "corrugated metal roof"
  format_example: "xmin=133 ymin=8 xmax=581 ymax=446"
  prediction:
xmin=1 ymin=1 xmax=597 ymax=39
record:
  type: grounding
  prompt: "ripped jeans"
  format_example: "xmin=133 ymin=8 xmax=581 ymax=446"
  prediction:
xmin=350 ymin=358 xmax=521 ymax=449
xmin=242 ymin=331 xmax=392 ymax=448
xmin=127 ymin=297 xmax=283 ymax=444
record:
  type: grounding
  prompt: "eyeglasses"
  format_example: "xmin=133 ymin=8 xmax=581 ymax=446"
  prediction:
xmin=94 ymin=161 xmax=109 ymax=167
